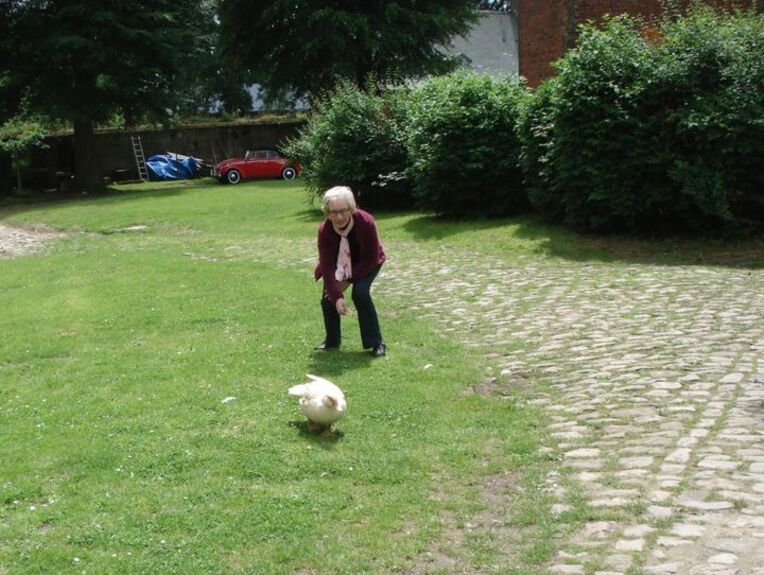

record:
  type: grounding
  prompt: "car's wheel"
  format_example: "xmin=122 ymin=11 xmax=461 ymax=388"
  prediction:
xmin=281 ymin=166 xmax=297 ymax=180
xmin=226 ymin=169 xmax=241 ymax=184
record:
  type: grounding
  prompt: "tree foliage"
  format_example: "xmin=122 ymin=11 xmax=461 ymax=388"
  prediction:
xmin=2 ymin=0 xmax=214 ymax=189
xmin=217 ymin=0 xmax=479 ymax=102
xmin=474 ymin=0 xmax=514 ymax=12
xmin=0 ymin=116 xmax=47 ymax=193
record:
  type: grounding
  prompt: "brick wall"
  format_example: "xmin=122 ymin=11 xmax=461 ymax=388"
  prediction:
xmin=517 ymin=0 xmax=760 ymax=87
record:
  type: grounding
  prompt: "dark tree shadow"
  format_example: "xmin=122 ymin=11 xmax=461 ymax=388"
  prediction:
xmin=396 ymin=212 xmax=764 ymax=270
xmin=291 ymin=208 xmax=323 ymax=223
xmin=509 ymin=215 xmax=764 ymax=269
xmin=397 ymin=212 xmax=512 ymax=240
xmin=0 ymin=180 xmax=212 ymax=219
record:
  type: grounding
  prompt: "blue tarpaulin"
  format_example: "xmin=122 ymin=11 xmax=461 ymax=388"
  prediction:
xmin=146 ymin=154 xmax=200 ymax=180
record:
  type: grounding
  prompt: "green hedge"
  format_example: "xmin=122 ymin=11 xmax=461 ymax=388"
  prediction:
xmin=661 ymin=8 xmax=764 ymax=231
xmin=405 ymin=71 xmax=529 ymax=217
xmin=519 ymin=8 xmax=764 ymax=234
xmin=283 ymin=82 xmax=410 ymax=210
xmin=520 ymin=16 xmax=669 ymax=231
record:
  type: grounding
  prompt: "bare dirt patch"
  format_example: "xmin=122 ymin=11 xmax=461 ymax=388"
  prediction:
xmin=0 ymin=222 xmax=66 ymax=259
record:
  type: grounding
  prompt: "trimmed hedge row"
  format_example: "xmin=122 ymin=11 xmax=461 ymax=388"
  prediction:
xmin=406 ymin=72 xmax=528 ymax=217
xmin=283 ymin=82 xmax=410 ymax=211
xmin=287 ymin=7 xmax=764 ymax=235
xmin=285 ymin=73 xmax=527 ymax=217
xmin=521 ymin=8 xmax=764 ymax=233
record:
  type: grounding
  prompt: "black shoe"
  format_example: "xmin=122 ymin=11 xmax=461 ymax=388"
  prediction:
xmin=370 ymin=343 xmax=386 ymax=357
xmin=314 ymin=341 xmax=340 ymax=351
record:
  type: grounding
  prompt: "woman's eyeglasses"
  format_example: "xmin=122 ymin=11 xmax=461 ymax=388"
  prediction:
xmin=328 ymin=207 xmax=351 ymax=215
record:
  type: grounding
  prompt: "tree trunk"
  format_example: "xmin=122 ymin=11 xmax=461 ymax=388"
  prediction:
xmin=73 ymin=113 xmax=103 ymax=192
xmin=14 ymin=160 xmax=22 ymax=193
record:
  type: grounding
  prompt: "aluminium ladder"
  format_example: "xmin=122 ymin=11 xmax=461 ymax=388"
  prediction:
xmin=131 ymin=136 xmax=149 ymax=181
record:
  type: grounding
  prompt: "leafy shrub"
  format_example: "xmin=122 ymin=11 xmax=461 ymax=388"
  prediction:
xmin=517 ymin=78 xmax=562 ymax=220
xmin=658 ymin=8 xmax=764 ymax=231
xmin=520 ymin=8 xmax=764 ymax=234
xmin=522 ymin=16 xmax=672 ymax=231
xmin=405 ymin=71 xmax=529 ymax=217
xmin=283 ymin=82 xmax=411 ymax=210
xmin=0 ymin=116 xmax=48 ymax=194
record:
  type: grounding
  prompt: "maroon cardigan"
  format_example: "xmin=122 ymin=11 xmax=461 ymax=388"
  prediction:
xmin=314 ymin=208 xmax=386 ymax=303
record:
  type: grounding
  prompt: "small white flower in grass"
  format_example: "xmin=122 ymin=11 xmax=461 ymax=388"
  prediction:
xmin=424 ymin=364 xmax=433 ymax=369
xmin=221 ymin=396 xmax=236 ymax=404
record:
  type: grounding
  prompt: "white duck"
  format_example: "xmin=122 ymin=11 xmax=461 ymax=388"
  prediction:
xmin=288 ymin=374 xmax=347 ymax=433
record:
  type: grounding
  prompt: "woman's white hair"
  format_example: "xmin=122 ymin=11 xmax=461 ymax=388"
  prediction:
xmin=321 ymin=186 xmax=357 ymax=214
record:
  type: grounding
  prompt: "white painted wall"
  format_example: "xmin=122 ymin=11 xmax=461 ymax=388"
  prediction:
xmin=446 ymin=10 xmax=519 ymax=77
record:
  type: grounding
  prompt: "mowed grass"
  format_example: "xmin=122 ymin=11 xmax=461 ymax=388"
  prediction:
xmin=1 ymin=180 xmax=546 ymax=574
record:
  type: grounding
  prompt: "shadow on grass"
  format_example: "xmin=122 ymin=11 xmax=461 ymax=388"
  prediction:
xmin=307 ymin=349 xmax=373 ymax=377
xmin=392 ymin=212 xmax=508 ymax=239
xmin=0 ymin=180 xmax=213 ymax=218
xmin=291 ymin=207 xmax=322 ymax=224
xmin=395 ymin=212 xmax=764 ymax=270
xmin=287 ymin=420 xmax=345 ymax=448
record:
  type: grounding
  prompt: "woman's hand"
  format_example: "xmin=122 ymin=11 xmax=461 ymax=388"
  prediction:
xmin=336 ymin=297 xmax=351 ymax=316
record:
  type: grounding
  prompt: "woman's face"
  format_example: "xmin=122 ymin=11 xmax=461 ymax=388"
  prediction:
xmin=326 ymin=199 xmax=353 ymax=228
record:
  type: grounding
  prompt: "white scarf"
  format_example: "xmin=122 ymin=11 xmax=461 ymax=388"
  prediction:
xmin=333 ymin=215 xmax=355 ymax=281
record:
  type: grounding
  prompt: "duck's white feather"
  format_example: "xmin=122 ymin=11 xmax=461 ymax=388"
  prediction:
xmin=288 ymin=374 xmax=346 ymax=426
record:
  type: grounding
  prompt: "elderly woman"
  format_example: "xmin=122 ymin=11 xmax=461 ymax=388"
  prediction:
xmin=314 ymin=186 xmax=387 ymax=357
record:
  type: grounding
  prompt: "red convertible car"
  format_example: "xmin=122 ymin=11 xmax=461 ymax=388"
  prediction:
xmin=211 ymin=149 xmax=300 ymax=184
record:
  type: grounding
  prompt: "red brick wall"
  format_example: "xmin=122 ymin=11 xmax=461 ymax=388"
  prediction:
xmin=517 ymin=0 xmax=759 ymax=87
xmin=516 ymin=2 xmax=567 ymax=88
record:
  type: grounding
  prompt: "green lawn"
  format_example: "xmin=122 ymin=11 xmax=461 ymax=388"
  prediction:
xmin=0 ymin=180 xmax=549 ymax=574
xmin=1 ymin=180 xmax=761 ymax=574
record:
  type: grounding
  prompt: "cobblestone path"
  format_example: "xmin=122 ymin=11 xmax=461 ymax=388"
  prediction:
xmin=379 ymin=243 xmax=764 ymax=575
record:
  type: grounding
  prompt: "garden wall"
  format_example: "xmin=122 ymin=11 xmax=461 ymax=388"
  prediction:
xmin=24 ymin=119 xmax=306 ymax=189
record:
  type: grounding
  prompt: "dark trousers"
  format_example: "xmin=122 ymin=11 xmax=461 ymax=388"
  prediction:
xmin=321 ymin=265 xmax=383 ymax=349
